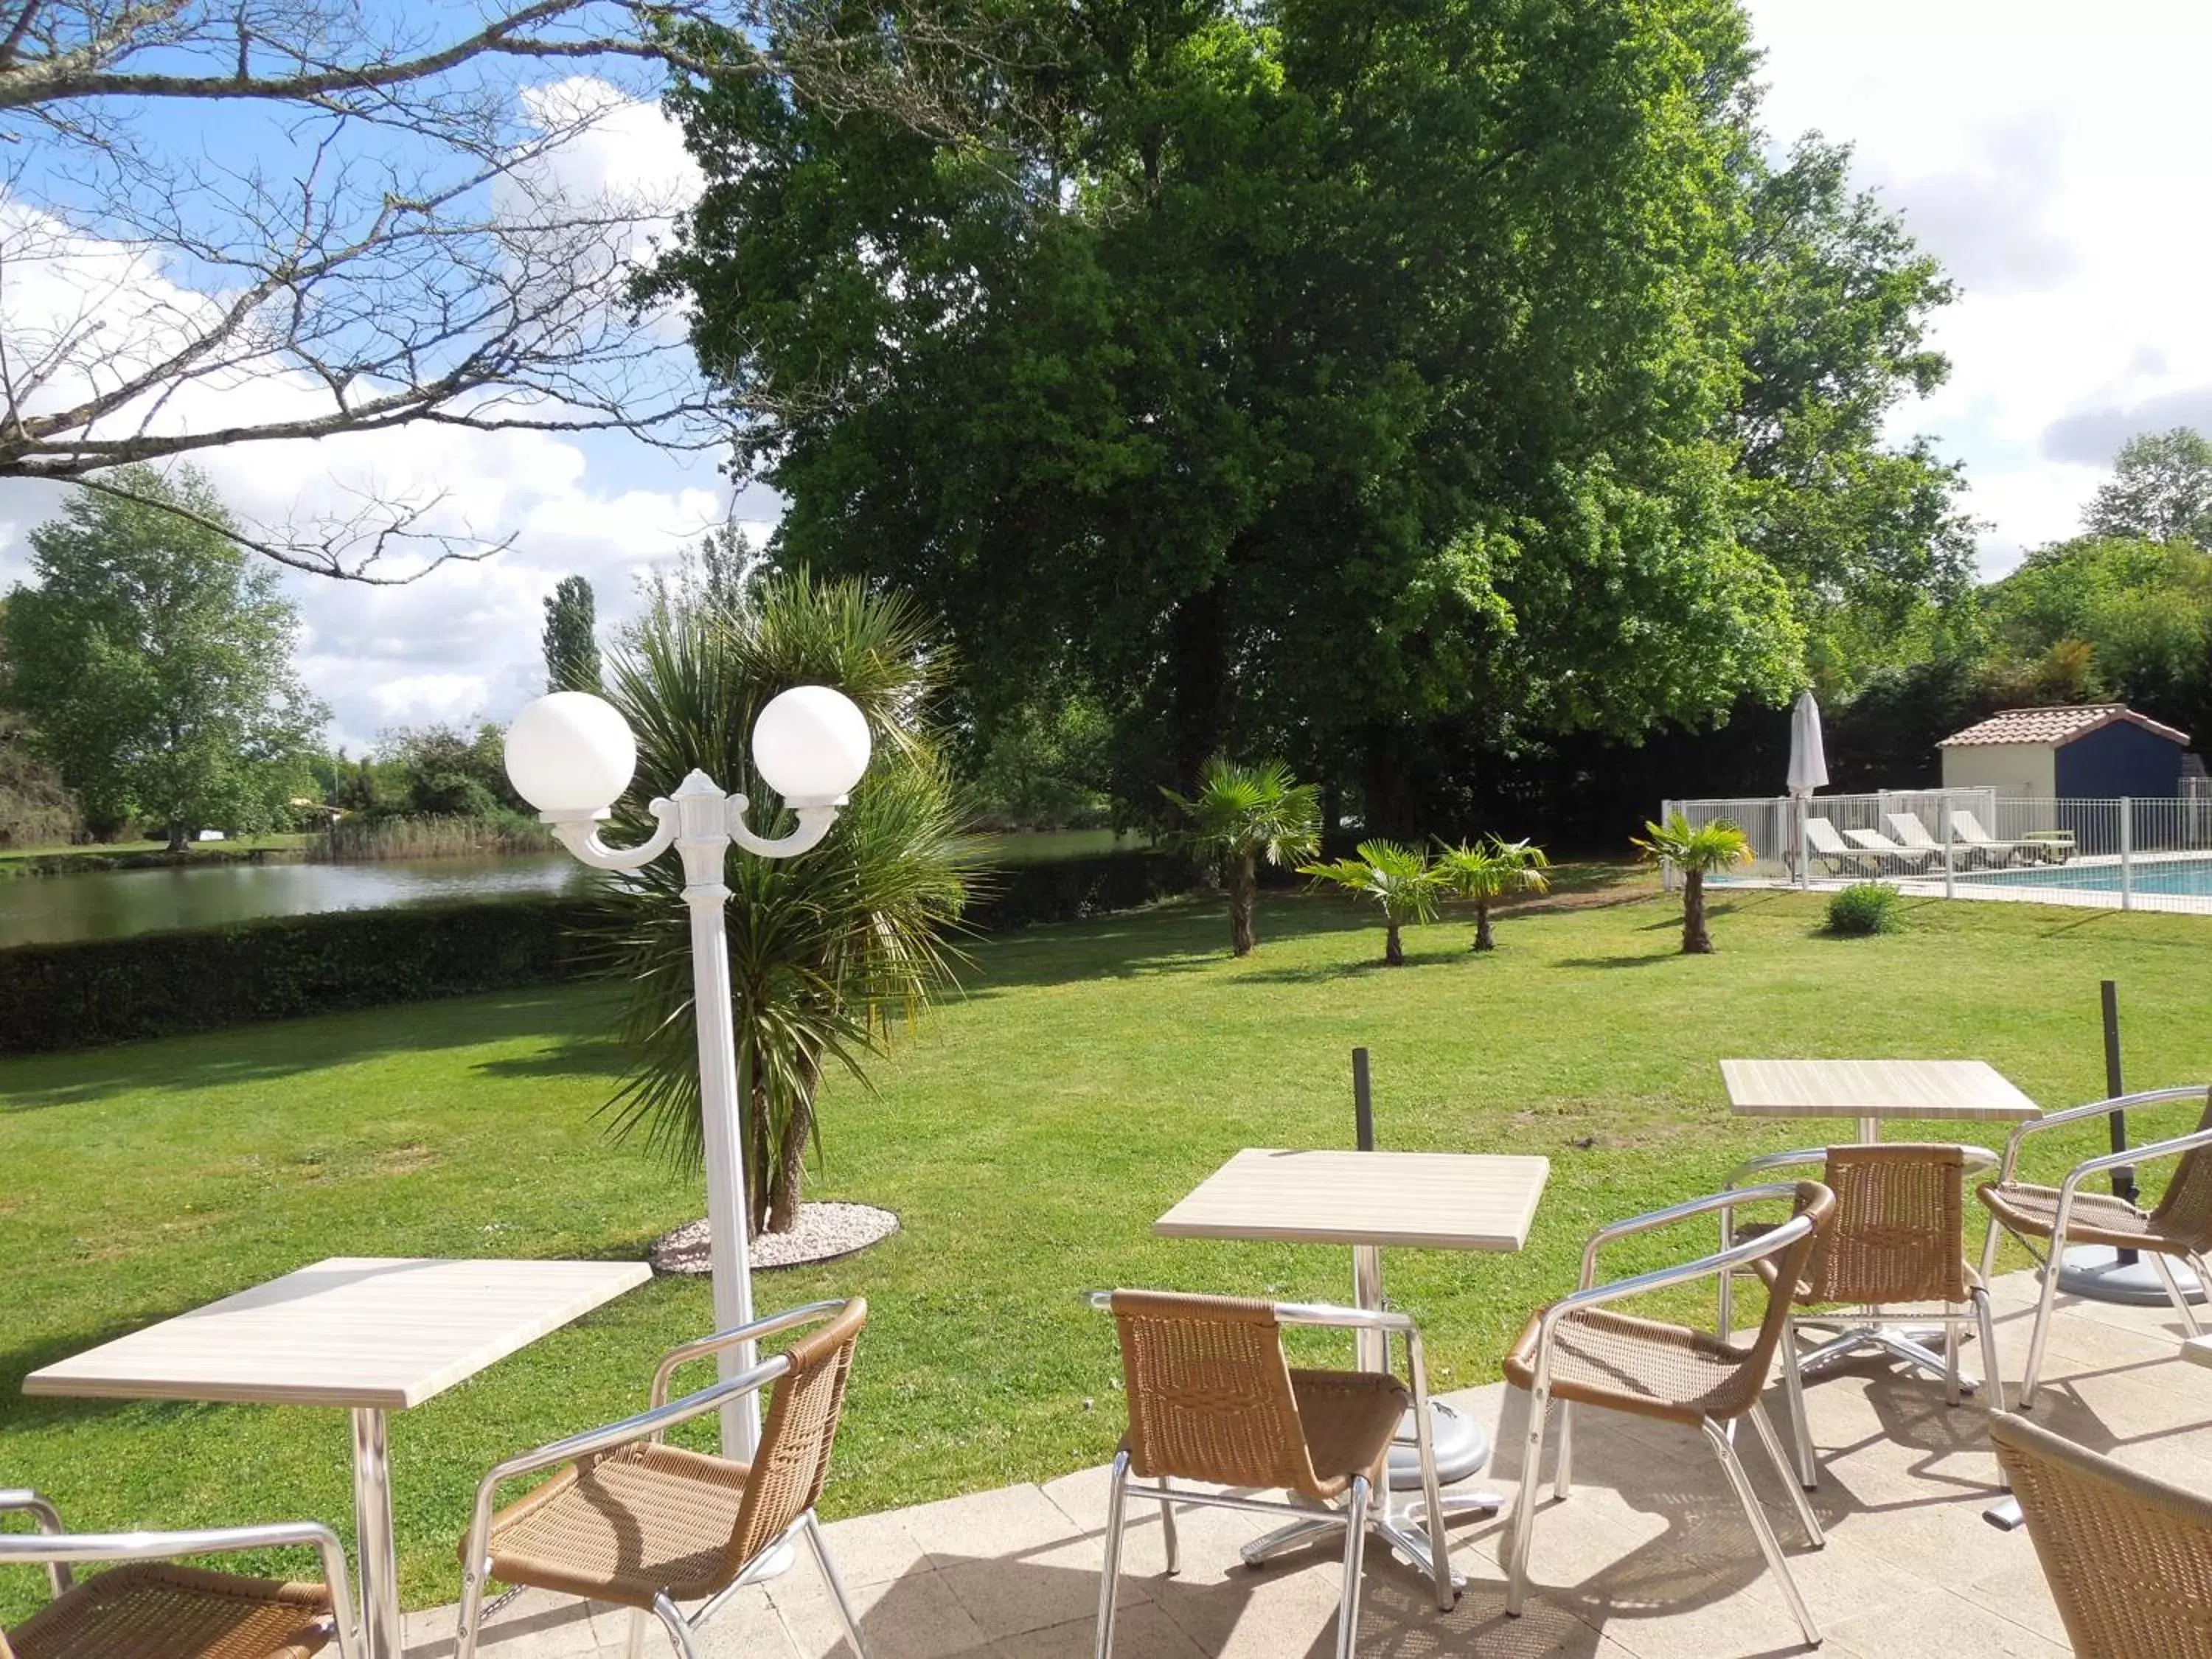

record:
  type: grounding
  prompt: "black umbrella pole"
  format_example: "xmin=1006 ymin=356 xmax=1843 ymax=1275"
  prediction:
xmin=2104 ymin=981 xmax=2138 ymax=1251
xmin=1353 ymin=1047 xmax=1376 ymax=1152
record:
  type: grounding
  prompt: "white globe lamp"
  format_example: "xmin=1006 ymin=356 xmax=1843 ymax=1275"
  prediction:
xmin=504 ymin=691 xmax=638 ymax=817
xmin=751 ymin=685 xmax=872 ymax=804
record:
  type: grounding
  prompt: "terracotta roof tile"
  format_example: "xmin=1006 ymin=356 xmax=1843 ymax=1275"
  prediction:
xmin=1938 ymin=703 xmax=2191 ymax=748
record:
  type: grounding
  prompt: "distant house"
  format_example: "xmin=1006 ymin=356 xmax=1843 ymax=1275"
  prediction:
xmin=1938 ymin=704 xmax=2191 ymax=800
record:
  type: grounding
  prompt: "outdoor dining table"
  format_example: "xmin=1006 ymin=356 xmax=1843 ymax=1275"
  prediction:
xmin=23 ymin=1255 xmax=650 ymax=1659
xmin=1155 ymin=1147 xmax=1550 ymax=1588
xmin=1720 ymin=1057 xmax=2042 ymax=1146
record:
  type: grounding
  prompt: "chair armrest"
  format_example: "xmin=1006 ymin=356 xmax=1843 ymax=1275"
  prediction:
xmin=0 ymin=1520 xmax=357 ymax=1659
xmin=2056 ymin=1125 xmax=2212 ymax=1204
xmin=650 ymin=1300 xmax=852 ymax=1408
xmin=1580 ymin=1182 xmax=1805 ymax=1290
xmin=1523 ymin=1211 xmax=1818 ymax=1395
xmin=0 ymin=1489 xmax=70 ymax=1596
xmin=1996 ymin=1086 xmax=2211 ymax=1181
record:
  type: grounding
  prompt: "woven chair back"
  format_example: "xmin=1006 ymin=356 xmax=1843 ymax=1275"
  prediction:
xmin=1993 ymin=1411 xmax=2212 ymax=1657
xmin=2145 ymin=1091 xmax=2212 ymax=1251
xmin=1110 ymin=1291 xmax=1327 ymax=1498
xmin=1728 ymin=1183 xmax=1837 ymax=1412
xmin=723 ymin=1298 xmax=868 ymax=1570
xmin=1799 ymin=1144 xmax=1970 ymax=1305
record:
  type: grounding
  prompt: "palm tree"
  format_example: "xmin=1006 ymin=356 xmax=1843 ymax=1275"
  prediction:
xmin=1162 ymin=758 xmax=1321 ymax=956
xmin=1298 ymin=839 xmax=1440 ymax=966
xmin=1632 ymin=813 xmax=1753 ymax=955
xmin=598 ymin=571 xmax=973 ymax=1235
xmin=1436 ymin=836 xmax=1551 ymax=951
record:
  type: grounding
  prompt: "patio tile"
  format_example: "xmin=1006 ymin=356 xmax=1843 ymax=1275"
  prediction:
xmin=818 ymin=1505 xmax=934 ymax=1589
xmin=773 ymin=1562 xmax=990 ymax=1659
xmin=1823 ymin=1587 xmax=2070 ymax=1658
xmin=988 ymin=1601 xmax=1208 ymax=1658
xmin=897 ymin=1483 xmax=1087 ymax=1568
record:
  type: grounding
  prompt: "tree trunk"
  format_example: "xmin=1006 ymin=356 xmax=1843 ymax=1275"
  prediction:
xmin=1472 ymin=900 xmax=1495 ymax=951
xmin=768 ymin=1088 xmax=813 ymax=1233
xmin=165 ymin=823 xmax=189 ymax=852
xmin=1681 ymin=872 xmax=1713 ymax=954
xmin=747 ymin=1068 xmax=773 ymax=1237
xmin=1229 ymin=853 xmax=1258 ymax=956
xmin=1384 ymin=920 xmax=1405 ymax=965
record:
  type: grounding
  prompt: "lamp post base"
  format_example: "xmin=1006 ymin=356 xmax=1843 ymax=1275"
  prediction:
xmin=2055 ymin=1245 xmax=2204 ymax=1306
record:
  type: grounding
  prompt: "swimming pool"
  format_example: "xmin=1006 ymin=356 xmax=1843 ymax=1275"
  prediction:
xmin=1959 ymin=855 xmax=2212 ymax=898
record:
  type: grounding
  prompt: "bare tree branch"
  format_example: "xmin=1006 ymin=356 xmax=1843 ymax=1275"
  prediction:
xmin=0 ymin=1 xmax=995 ymax=580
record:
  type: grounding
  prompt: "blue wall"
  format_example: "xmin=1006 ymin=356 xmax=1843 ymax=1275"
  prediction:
xmin=2053 ymin=720 xmax=2188 ymax=799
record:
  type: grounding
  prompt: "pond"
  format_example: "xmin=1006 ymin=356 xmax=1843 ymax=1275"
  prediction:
xmin=0 ymin=830 xmax=1152 ymax=949
xmin=0 ymin=855 xmax=590 ymax=950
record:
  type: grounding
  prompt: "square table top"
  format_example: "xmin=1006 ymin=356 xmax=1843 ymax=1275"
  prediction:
xmin=24 ymin=1256 xmax=650 ymax=1411
xmin=1155 ymin=1148 xmax=1550 ymax=1251
xmin=1720 ymin=1058 xmax=2040 ymax=1123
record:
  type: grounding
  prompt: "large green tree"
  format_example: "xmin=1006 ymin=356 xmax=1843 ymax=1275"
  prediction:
xmin=541 ymin=575 xmax=603 ymax=693
xmin=0 ymin=468 xmax=325 ymax=846
xmin=2085 ymin=429 xmax=2212 ymax=549
xmin=644 ymin=1 xmax=1961 ymax=830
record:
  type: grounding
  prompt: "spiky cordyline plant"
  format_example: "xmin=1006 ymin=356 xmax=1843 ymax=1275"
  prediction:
xmin=1298 ymin=838 xmax=1440 ymax=966
xmin=598 ymin=571 xmax=973 ymax=1235
xmin=1161 ymin=758 xmax=1321 ymax=956
xmin=1436 ymin=836 xmax=1551 ymax=951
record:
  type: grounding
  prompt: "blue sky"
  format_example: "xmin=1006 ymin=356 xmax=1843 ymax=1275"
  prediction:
xmin=3 ymin=0 xmax=2207 ymax=752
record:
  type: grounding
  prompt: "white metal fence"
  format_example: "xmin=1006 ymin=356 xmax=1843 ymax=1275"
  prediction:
xmin=1657 ymin=792 xmax=2212 ymax=916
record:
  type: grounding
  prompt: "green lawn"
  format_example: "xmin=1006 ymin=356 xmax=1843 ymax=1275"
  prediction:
xmin=5 ymin=877 xmax=2211 ymax=1621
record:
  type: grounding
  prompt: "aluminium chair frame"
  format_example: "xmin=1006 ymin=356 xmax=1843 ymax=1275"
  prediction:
xmin=1084 ymin=1292 xmax=1453 ymax=1659
xmin=456 ymin=1301 xmax=869 ymax=1659
xmin=1719 ymin=1145 xmax=2004 ymax=1490
xmin=1506 ymin=1185 xmax=1827 ymax=1649
xmin=1978 ymin=1087 xmax=2212 ymax=1411
xmin=0 ymin=1491 xmax=359 ymax=1659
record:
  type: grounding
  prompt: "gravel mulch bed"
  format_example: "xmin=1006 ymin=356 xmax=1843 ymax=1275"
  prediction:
xmin=650 ymin=1203 xmax=900 ymax=1275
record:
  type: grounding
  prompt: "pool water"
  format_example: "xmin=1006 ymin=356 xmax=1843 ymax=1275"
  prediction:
xmin=1961 ymin=856 xmax=2212 ymax=898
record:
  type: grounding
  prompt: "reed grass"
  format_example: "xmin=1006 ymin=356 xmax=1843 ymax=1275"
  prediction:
xmin=312 ymin=813 xmax=553 ymax=861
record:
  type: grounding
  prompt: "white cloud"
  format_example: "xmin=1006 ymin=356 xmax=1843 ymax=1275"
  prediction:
xmin=1746 ymin=0 xmax=2212 ymax=574
xmin=0 ymin=83 xmax=751 ymax=754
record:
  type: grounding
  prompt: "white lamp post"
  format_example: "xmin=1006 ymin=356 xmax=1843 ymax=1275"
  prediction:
xmin=504 ymin=685 xmax=872 ymax=1462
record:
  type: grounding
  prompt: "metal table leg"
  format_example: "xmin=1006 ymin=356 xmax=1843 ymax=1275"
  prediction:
xmin=350 ymin=1408 xmax=400 ymax=1659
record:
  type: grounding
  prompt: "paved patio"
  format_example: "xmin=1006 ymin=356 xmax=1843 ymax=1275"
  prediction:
xmin=408 ymin=1269 xmax=2212 ymax=1659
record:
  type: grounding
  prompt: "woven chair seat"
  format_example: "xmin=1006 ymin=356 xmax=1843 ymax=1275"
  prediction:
xmin=1287 ymin=1368 xmax=1408 ymax=1490
xmin=1505 ymin=1306 xmax=1759 ymax=1425
xmin=3 ymin=1563 xmax=332 ymax=1659
xmin=1980 ymin=1182 xmax=2182 ymax=1254
xmin=481 ymin=1442 xmax=755 ymax=1608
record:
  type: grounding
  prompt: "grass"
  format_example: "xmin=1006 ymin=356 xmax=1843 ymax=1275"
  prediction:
xmin=5 ymin=875 xmax=2212 ymax=1621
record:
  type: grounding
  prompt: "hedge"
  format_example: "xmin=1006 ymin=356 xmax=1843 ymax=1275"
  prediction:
xmin=0 ymin=897 xmax=603 ymax=1055
xmin=0 ymin=851 xmax=1198 ymax=1055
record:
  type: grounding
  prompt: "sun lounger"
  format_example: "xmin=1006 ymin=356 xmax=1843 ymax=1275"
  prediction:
xmin=1845 ymin=827 xmax=1938 ymax=873
xmin=1885 ymin=813 xmax=1943 ymax=855
xmin=1802 ymin=816 xmax=1881 ymax=877
xmin=1949 ymin=810 xmax=2039 ymax=869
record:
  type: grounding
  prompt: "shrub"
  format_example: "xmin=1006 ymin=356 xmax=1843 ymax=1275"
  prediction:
xmin=964 ymin=849 xmax=1194 ymax=931
xmin=1826 ymin=882 xmax=1903 ymax=936
xmin=0 ymin=896 xmax=604 ymax=1054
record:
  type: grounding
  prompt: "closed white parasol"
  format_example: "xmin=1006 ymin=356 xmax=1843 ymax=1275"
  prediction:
xmin=1787 ymin=690 xmax=1827 ymax=885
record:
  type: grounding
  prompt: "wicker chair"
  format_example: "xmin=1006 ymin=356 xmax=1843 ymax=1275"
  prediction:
xmin=456 ymin=1299 xmax=869 ymax=1659
xmin=1978 ymin=1085 xmax=2212 ymax=1410
xmin=1093 ymin=1290 xmax=1454 ymax=1659
xmin=1991 ymin=1411 xmax=2212 ymax=1657
xmin=1501 ymin=1181 xmax=1836 ymax=1649
xmin=0 ymin=1492 xmax=356 ymax=1659
xmin=1717 ymin=1144 xmax=2003 ymax=1489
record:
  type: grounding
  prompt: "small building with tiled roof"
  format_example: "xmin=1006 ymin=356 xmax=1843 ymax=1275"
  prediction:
xmin=1939 ymin=703 xmax=2192 ymax=799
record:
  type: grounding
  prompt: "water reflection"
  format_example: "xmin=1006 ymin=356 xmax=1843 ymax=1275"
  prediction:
xmin=0 ymin=856 xmax=588 ymax=949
